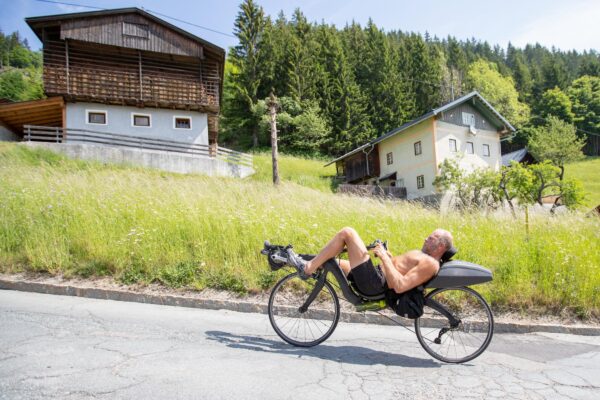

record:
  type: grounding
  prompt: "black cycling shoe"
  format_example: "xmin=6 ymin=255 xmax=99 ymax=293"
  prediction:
xmin=286 ymin=248 xmax=309 ymax=279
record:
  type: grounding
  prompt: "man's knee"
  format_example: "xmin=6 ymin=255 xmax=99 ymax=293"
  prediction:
xmin=338 ymin=227 xmax=357 ymax=241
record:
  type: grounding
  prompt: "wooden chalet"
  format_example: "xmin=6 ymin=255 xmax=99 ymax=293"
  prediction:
xmin=24 ymin=7 xmax=224 ymax=144
xmin=0 ymin=8 xmax=254 ymax=177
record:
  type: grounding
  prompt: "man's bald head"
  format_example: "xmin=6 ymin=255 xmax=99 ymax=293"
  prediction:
xmin=422 ymin=229 xmax=453 ymax=258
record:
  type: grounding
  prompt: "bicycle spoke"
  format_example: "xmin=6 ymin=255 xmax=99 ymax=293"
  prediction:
xmin=269 ymin=273 xmax=339 ymax=347
xmin=415 ymin=287 xmax=494 ymax=363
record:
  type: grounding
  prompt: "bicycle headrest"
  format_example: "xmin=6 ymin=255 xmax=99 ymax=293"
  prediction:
xmin=440 ymin=246 xmax=458 ymax=264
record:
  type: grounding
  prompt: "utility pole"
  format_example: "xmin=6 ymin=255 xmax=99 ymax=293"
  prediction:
xmin=267 ymin=91 xmax=280 ymax=186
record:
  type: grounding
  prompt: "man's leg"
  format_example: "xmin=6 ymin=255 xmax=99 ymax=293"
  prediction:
xmin=338 ymin=259 xmax=351 ymax=276
xmin=304 ymin=227 xmax=370 ymax=275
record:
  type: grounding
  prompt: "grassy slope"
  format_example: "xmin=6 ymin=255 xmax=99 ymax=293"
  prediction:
xmin=0 ymin=143 xmax=599 ymax=318
xmin=565 ymin=157 xmax=600 ymax=208
xmin=249 ymin=152 xmax=337 ymax=193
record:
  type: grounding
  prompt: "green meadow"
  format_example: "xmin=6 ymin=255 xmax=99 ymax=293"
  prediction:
xmin=0 ymin=143 xmax=599 ymax=319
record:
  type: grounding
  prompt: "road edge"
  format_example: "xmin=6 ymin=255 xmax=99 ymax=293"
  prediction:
xmin=1 ymin=277 xmax=599 ymax=336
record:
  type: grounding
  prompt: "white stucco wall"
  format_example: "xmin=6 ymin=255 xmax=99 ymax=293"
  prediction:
xmin=377 ymin=119 xmax=438 ymax=199
xmin=435 ymin=120 xmax=501 ymax=173
xmin=65 ymin=102 xmax=208 ymax=145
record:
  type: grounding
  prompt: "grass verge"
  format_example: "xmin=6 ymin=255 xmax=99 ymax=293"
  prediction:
xmin=0 ymin=143 xmax=599 ymax=318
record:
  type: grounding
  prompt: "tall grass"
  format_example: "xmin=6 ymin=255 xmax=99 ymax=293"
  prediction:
xmin=250 ymin=151 xmax=337 ymax=192
xmin=1 ymin=143 xmax=599 ymax=318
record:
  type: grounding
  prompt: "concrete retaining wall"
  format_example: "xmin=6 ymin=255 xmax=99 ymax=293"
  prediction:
xmin=0 ymin=121 xmax=18 ymax=141
xmin=25 ymin=142 xmax=254 ymax=178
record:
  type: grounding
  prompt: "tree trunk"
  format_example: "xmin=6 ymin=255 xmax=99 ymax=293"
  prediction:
xmin=252 ymin=124 xmax=259 ymax=148
xmin=558 ymin=165 xmax=565 ymax=181
xmin=267 ymin=92 xmax=280 ymax=186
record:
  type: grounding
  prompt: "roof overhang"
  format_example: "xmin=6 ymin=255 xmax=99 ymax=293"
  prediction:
xmin=0 ymin=97 xmax=64 ymax=134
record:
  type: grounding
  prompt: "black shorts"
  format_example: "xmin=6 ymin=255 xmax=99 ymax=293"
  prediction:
xmin=348 ymin=259 xmax=387 ymax=296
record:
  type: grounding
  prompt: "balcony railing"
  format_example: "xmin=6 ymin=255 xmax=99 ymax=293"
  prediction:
xmin=23 ymin=125 xmax=252 ymax=168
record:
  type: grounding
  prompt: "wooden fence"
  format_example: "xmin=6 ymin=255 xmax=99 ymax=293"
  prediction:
xmin=23 ymin=125 xmax=252 ymax=168
xmin=338 ymin=184 xmax=407 ymax=199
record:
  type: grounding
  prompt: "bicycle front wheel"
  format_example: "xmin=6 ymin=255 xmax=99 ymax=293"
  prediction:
xmin=415 ymin=287 xmax=494 ymax=363
xmin=268 ymin=272 xmax=340 ymax=347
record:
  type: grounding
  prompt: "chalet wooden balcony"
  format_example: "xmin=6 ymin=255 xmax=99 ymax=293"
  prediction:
xmin=43 ymin=39 xmax=221 ymax=113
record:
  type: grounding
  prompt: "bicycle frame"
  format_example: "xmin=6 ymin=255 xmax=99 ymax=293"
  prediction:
xmin=300 ymin=258 xmax=461 ymax=326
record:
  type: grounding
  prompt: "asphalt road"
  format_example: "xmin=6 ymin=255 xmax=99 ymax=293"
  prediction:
xmin=1 ymin=290 xmax=599 ymax=400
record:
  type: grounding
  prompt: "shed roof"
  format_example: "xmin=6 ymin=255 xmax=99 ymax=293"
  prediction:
xmin=325 ymin=91 xmax=515 ymax=166
xmin=501 ymin=148 xmax=530 ymax=166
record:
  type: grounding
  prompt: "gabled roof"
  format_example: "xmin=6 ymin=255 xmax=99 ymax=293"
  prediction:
xmin=25 ymin=7 xmax=225 ymax=57
xmin=325 ymin=91 xmax=515 ymax=166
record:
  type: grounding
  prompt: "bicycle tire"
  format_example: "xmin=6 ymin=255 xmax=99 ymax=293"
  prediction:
xmin=268 ymin=272 xmax=340 ymax=347
xmin=415 ymin=287 xmax=494 ymax=363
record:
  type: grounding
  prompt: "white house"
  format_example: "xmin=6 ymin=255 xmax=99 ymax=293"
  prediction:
xmin=327 ymin=91 xmax=515 ymax=200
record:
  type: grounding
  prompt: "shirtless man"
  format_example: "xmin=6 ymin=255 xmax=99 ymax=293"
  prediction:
xmin=287 ymin=227 xmax=453 ymax=295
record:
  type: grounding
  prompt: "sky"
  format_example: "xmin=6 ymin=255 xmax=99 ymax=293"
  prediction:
xmin=2 ymin=0 xmax=600 ymax=53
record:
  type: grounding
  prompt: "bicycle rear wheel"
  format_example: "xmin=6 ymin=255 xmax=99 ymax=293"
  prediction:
xmin=415 ymin=287 xmax=494 ymax=363
xmin=268 ymin=272 xmax=340 ymax=347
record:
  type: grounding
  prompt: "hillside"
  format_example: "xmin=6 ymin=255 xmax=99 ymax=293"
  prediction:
xmin=0 ymin=143 xmax=599 ymax=319
xmin=250 ymin=152 xmax=336 ymax=193
xmin=565 ymin=157 xmax=600 ymax=208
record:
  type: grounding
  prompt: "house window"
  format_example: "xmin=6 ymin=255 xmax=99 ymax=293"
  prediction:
xmin=174 ymin=116 xmax=192 ymax=130
xmin=483 ymin=144 xmax=490 ymax=157
xmin=132 ymin=113 xmax=151 ymax=127
xmin=466 ymin=141 xmax=474 ymax=154
xmin=449 ymin=138 xmax=457 ymax=152
xmin=86 ymin=110 xmax=107 ymax=125
xmin=414 ymin=141 xmax=422 ymax=156
xmin=386 ymin=152 xmax=393 ymax=165
xmin=417 ymin=175 xmax=425 ymax=189
xmin=462 ymin=112 xmax=475 ymax=126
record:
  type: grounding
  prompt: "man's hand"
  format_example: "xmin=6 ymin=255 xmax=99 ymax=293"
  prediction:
xmin=372 ymin=243 xmax=390 ymax=261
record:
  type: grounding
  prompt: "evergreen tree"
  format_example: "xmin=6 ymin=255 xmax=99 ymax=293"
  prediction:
xmin=361 ymin=20 xmax=411 ymax=134
xmin=568 ymin=75 xmax=600 ymax=133
xmin=401 ymin=33 xmax=443 ymax=115
xmin=285 ymin=9 xmax=322 ymax=102
xmin=228 ymin=0 xmax=269 ymax=147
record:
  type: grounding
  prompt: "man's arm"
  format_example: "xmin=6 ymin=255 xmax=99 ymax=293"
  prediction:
xmin=374 ymin=245 xmax=438 ymax=293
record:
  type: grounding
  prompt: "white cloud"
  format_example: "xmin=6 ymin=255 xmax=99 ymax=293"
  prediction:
xmin=511 ymin=0 xmax=600 ymax=51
